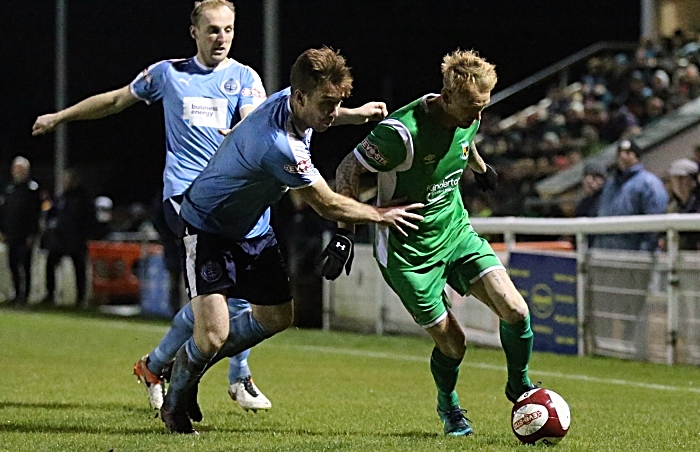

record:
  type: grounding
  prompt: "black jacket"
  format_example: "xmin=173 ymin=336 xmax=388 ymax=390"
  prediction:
xmin=42 ymin=186 xmax=96 ymax=254
xmin=0 ymin=180 xmax=41 ymax=244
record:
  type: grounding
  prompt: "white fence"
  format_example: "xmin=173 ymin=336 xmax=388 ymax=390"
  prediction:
xmin=323 ymin=213 xmax=700 ymax=365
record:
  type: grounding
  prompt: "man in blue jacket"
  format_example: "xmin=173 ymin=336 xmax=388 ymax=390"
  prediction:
xmin=592 ymin=139 xmax=668 ymax=250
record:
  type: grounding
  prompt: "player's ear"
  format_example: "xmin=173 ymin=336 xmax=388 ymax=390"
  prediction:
xmin=440 ymin=88 xmax=451 ymax=105
xmin=189 ymin=25 xmax=197 ymax=40
xmin=293 ymin=89 xmax=306 ymax=107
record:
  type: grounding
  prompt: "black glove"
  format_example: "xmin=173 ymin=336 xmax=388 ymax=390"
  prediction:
xmin=473 ymin=164 xmax=498 ymax=191
xmin=316 ymin=229 xmax=355 ymax=280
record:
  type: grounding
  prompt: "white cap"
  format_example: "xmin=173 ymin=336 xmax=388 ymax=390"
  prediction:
xmin=668 ymin=158 xmax=699 ymax=176
xmin=95 ymin=196 xmax=113 ymax=209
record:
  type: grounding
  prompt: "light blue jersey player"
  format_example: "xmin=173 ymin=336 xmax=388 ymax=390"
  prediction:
xmin=32 ymin=0 xmax=272 ymax=414
xmin=159 ymin=47 xmax=422 ymax=434
xmin=130 ymin=56 xmax=265 ymax=201
xmin=181 ymin=88 xmax=319 ymax=240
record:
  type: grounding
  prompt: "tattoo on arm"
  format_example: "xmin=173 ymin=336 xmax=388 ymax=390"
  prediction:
xmin=335 ymin=152 xmax=370 ymax=231
xmin=336 ymin=152 xmax=368 ymax=200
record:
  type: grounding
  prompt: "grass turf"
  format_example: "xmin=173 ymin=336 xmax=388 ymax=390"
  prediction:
xmin=1 ymin=308 xmax=699 ymax=451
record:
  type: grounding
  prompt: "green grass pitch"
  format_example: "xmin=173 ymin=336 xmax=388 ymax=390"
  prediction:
xmin=1 ymin=309 xmax=699 ymax=451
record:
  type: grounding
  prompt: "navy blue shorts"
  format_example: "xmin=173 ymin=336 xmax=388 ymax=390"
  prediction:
xmin=180 ymin=221 xmax=291 ymax=306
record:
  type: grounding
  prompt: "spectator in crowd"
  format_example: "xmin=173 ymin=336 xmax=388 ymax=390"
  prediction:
xmin=91 ymin=196 xmax=114 ymax=240
xmin=592 ymin=139 xmax=668 ymax=250
xmin=41 ymin=169 xmax=96 ymax=307
xmin=0 ymin=156 xmax=42 ymax=305
xmin=639 ymin=96 xmax=665 ymax=126
xmin=574 ymin=161 xmax=607 ymax=218
xmin=666 ymin=158 xmax=700 ymax=250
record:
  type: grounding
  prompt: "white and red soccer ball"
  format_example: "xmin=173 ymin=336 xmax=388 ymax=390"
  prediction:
xmin=511 ymin=388 xmax=570 ymax=445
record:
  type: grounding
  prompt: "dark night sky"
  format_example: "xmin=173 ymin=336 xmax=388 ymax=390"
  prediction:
xmin=2 ymin=0 xmax=640 ymax=204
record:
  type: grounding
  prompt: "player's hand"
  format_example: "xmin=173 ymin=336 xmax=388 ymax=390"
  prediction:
xmin=32 ymin=114 xmax=60 ymax=136
xmin=217 ymin=128 xmax=232 ymax=136
xmin=357 ymin=102 xmax=388 ymax=123
xmin=377 ymin=203 xmax=424 ymax=237
xmin=316 ymin=228 xmax=355 ymax=280
xmin=473 ymin=164 xmax=498 ymax=191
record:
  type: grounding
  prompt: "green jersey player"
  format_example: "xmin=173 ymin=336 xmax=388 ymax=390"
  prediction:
xmin=321 ymin=49 xmax=535 ymax=437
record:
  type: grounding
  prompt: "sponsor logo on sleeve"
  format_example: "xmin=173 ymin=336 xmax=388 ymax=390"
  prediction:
xmin=241 ymin=87 xmax=266 ymax=98
xmin=360 ymin=138 xmax=388 ymax=165
xmin=222 ymin=78 xmax=240 ymax=94
xmin=284 ymin=158 xmax=316 ymax=175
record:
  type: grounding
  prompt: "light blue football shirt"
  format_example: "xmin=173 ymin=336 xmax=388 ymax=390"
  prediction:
xmin=130 ymin=57 xmax=266 ymax=200
xmin=181 ymin=88 xmax=323 ymax=240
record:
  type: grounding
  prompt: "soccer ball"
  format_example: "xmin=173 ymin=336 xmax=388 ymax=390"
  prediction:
xmin=511 ymin=388 xmax=570 ymax=445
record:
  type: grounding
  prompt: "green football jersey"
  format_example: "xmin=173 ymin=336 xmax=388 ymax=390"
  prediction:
xmin=354 ymin=94 xmax=479 ymax=269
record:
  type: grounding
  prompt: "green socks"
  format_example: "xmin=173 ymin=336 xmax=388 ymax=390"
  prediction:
xmin=500 ymin=314 xmax=534 ymax=395
xmin=430 ymin=347 xmax=461 ymax=411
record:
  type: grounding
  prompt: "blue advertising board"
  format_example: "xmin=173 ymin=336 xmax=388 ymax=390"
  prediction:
xmin=508 ymin=252 xmax=578 ymax=355
xmin=140 ymin=253 xmax=174 ymax=318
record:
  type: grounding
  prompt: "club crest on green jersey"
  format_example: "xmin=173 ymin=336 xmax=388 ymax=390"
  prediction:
xmin=460 ymin=140 xmax=471 ymax=160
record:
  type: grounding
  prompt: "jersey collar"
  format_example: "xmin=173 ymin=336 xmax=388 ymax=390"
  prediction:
xmin=192 ymin=56 xmax=234 ymax=73
xmin=420 ymin=93 xmax=440 ymax=112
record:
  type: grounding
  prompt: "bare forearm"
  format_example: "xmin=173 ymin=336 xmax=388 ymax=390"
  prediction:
xmin=333 ymin=107 xmax=366 ymax=126
xmin=57 ymin=87 xmax=135 ymax=124
xmin=335 ymin=152 xmax=367 ymax=231
xmin=315 ymin=192 xmax=382 ymax=225
xmin=468 ymin=144 xmax=487 ymax=173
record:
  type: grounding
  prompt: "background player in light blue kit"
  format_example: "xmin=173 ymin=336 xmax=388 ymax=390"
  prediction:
xmin=33 ymin=0 xmax=272 ymax=413
xmin=160 ymin=47 xmax=423 ymax=434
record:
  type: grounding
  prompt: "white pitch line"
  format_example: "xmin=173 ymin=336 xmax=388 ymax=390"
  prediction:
xmin=92 ymin=320 xmax=700 ymax=394
xmin=287 ymin=344 xmax=700 ymax=394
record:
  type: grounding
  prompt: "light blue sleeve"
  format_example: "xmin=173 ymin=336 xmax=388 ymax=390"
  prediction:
xmin=261 ymin=135 xmax=321 ymax=189
xmin=238 ymin=66 xmax=267 ymax=110
xmin=129 ymin=60 xmax=169 ymax=105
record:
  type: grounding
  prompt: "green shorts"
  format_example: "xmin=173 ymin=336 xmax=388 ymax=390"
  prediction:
xmin=379 ymin=228 xmax=504 ymax=327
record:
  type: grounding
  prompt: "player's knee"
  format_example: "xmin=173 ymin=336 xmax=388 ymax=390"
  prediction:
xmin=502 ymin=303 xmax=529 ymax=324
xmin=443 ymin=331 xmax=467 ymax=359
xmin=201 ymin=329 xmax=228 ymax=353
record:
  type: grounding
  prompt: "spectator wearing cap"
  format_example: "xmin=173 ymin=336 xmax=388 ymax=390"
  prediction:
xmin=575 ymin=161 xmax=608 ymax=218
xmin=592 ymin=139 xmax=669 ymax=251
xmin=667 ymin=158 xmax=700 ymax=250
xmin=92 ymin=196 xmax=113 ymax=240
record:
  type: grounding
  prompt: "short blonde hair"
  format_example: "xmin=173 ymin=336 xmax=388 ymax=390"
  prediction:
xmin=441 ymin=49 xmax=497 ymax=97
xmin=290 ymin=47 xmax=353 ymax=98
xmin=191 ymin=0 xmax=235 ymax=27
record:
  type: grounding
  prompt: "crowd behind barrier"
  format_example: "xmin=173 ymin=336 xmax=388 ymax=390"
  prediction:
xmin=469 ymin=31 xmax=700 ymax=218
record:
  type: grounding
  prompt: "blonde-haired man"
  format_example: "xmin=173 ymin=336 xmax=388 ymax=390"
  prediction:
xmin=160 ymin=47 xmax=420 ymax=434
xmin=327 ymin=50 xmax=536 ymax=436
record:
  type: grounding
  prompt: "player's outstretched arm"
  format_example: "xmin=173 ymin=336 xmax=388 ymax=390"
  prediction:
xmin=295 ymin=178 xmax=423 ymax=237
xmin=32 ymin=85 xmax=139 ymax=136
xmin=333 ymin=102 xmax=388 ymax=126
xmin=334 ymin=151 xmax=370 ymax=232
